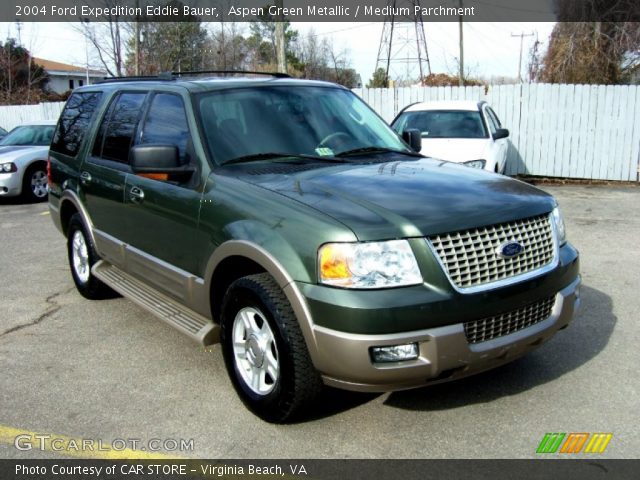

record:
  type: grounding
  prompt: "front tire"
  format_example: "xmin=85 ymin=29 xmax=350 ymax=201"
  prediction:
xmin=22 ymin=163 xmax=48 ymax=202
xmin=67 ymin=213 xmax=118 ymax=300
xmin=220 ymin=273 xmax=322 ymax=423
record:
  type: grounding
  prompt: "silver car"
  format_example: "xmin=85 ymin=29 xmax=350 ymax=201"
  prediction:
xmin=0 ymin=120 xmax=56 ymax=202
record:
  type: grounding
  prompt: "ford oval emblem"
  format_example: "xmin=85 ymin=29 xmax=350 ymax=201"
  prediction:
xmin=496 ymin=240 xmax=524 ymax=258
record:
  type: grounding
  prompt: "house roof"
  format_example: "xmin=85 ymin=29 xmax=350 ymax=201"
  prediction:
xmin=33 ymin=57 xmax=105 ymax=77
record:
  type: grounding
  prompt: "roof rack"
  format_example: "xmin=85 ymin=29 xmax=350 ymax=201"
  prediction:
xmin=96 ymin=70 xmax=290 ymax=84
xmin=96 ymin=73 xmax=174 ymax=84
xmin=173 ymin=70 xmax=290 ymax=79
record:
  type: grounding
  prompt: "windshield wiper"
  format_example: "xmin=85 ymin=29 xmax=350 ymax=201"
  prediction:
xmin=335 ymin=146 xmax=423 ymax=158
xmin=222 ymin=152 xmax=344 ymax=166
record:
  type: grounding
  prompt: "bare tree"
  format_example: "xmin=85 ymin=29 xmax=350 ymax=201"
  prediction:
xmin=0 ymin=38 xmax=50 ymax=105
xmin=205 ymin=20 xmax=248 ymax=70
xmin=73 ymin=0 xmax=130 ymax=77
xmin=534 ymin=1 xmax=640 ymax=84
xmin=293 ymin=31 xmax=357 ymax=88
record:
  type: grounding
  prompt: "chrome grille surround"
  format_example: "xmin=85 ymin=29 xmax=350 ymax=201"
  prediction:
xmin=464 ymin=296 xmax=556 ymax=344
xmin=427 ymin=213 xmax=558 ymax=293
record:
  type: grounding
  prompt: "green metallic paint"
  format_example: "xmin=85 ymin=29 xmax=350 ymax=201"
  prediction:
xmin=299 ymin=243 xmax=579 ymax=335
xmin=122 ymin=174 xmax=207 ymax=276
xmin=197 ymin=174 xmax=357 ymax=283
xmin=233 ymin=157 xmax=556 ymax=241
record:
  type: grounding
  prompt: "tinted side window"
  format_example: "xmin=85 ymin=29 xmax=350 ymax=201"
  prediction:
xmin=51 ymin=92 xmax=103 ymax=156
xmin=140 ymin=94 xmax=190 ymax=162
xmin=95 ymin=93 xmax=146 ymax=164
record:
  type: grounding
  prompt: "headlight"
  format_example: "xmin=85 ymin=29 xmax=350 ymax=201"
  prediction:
xmin=552 ymin=207 xmax=567 ymax=245
xmin=318 ymin=240 xmax=422 ymax=289
xmin=1 ymin=162 xmax=17 ymax=173
xmin=463 ymin=159 xmax=486 ymax=169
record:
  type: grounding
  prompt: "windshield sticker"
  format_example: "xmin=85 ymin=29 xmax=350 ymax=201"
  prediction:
xmin=315 ymin=147 xmax=335 ymax=156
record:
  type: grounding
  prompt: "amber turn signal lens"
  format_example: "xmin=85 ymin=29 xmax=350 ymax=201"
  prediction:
xmin=319 ymin=244 xmax=350 ymax=280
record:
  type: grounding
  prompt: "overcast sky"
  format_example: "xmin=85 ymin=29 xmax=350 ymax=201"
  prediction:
xmin=4 ymin=21 xmax=554 ymax=83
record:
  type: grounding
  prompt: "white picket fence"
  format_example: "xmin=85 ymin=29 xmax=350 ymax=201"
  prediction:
xmin=1 ymin=84 xmax=639 ymax=181
xmin=353 ymin=84 xmax=640 ymax=181
xmin=0 ymin=102 xmax=65 ymax=131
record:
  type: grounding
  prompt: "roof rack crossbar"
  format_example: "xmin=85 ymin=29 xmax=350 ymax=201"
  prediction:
xmin=96 ymin=74 xmax=175 ymax=84
xmin=96 ymin=70 xmax=290 ymax=84
xmin=172 ymin=70 xmax=290 ymax=78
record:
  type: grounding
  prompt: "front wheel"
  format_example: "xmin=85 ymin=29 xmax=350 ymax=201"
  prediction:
xmin=220 ymin=273 xmax=322 ymax=423
xmin=22 ymin=163 xmax=48 ymax=202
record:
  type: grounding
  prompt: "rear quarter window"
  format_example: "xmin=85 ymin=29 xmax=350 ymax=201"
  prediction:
xmin=51 ymin=92 xmax=103 ymax=157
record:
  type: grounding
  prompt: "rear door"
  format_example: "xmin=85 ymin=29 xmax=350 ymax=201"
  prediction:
xmin=79 ymin=91 xmax=148 ymax=259
xmin=121 ymin=91 xmax=209 ymax=298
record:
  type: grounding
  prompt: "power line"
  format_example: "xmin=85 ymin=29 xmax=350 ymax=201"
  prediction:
xmin=307 ymin=23 xmax=378 ymax=37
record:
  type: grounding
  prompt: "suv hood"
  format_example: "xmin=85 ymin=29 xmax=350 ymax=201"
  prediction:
xmin=419 ymin=138 xmax=489 ymax=162
xmin=237 ymin=156 xmax=555 ymax=240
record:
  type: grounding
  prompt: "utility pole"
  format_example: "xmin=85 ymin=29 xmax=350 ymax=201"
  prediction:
xmin=511 ymin=31 xmax=534 ymax=83
xmin=274 ymin=0 xmax=287 ymax=73
xmin=134 ymin=0 xmax=140 ymax=75
xmin=15 ymin=21 xmax=23 ymax=45
xmin=458 ymin=0 xmax=464 ymax=86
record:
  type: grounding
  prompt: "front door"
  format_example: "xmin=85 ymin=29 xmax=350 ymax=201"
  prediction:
xmin=120 ymin=92 xmax=209 ymax=300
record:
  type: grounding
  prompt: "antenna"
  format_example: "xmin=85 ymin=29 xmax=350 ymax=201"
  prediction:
xmin=375 ymin=0 xmax=431 ymax=86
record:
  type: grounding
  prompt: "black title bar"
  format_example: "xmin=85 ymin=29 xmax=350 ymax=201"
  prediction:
xmin=5 ymin=0 xmax=640 ymax=22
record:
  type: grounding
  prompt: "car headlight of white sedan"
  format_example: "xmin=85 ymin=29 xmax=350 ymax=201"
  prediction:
xmin=463 ymin=159 xmax=486 ymax=169
xmin=1 ymin=162 xmax=17 ymax=173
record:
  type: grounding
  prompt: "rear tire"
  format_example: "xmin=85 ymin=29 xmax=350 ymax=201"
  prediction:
xmin=67 ymin=213 xmax=118 ymax=300
xmin=22 ymin=163 xmax=48 ymax=202
xmin=221 ymin=273 xmax=322 ymax=423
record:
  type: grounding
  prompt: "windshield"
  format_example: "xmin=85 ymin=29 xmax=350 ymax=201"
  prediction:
xmin=393 ymin=110 xmax=488 ymax=139
xmin=196 ymin=86 xmax=408 ymax=164
xmin=0 ymin=125 xmax=55 ymax=146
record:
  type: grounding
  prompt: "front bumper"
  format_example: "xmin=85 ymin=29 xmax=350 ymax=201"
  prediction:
xmin=0 ymin=172 xmax=21 ymax=196
xmin=309 ymin=275 xmax=581 ymax=392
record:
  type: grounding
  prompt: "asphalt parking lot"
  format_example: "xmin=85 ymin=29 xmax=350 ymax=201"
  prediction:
xmin=0 ymin=184 xmax=638 ymax=459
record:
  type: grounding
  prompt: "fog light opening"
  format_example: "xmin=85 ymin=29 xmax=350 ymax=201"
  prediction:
xmin=370 ymin=343 xmax=419 ymax=363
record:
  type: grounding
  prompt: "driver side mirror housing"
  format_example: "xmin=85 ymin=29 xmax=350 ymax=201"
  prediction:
xmin=402 ymin=129 xmax=422 ymax=152
xmin=130 ymin=145 xmax=194 ymax=181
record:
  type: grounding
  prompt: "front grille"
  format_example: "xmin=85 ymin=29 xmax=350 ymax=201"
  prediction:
xmin=428 ymin=214 xmax=555 ymax=290
xmin=464 ymin=296 xmax=556 ymax=344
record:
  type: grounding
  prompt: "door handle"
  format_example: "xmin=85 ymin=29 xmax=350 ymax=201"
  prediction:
xmin=129 ymin=186 xmax=145 ymax=202
xmin=79 ymin=171 xmax=92 ymax=184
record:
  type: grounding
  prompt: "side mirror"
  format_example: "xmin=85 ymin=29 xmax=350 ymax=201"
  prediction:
xmin=402 ymin=129 xmax=422 ymax=152
xmin=493 ymin=128 xmax=509 ymax=140
xmin=130 ymin=145 xmax=194 ymax=181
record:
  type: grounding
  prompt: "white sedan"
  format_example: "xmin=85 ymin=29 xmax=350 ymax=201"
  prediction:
xmin=0 ymin=120 xmax=56 ymax=202
xmin=391 ymin=100 xmax=510 ymax=173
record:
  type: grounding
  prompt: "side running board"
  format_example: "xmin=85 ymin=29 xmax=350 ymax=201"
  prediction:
xmin=92 ymin=260 xmax=219 ymax=346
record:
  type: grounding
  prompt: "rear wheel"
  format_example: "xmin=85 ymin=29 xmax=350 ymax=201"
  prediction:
xmin=67 ymin=213 xmax=118 ymax=300
xmin=221 ymin=273 xmax=322 ymax=423
xmin=22 ymin=163 xmax=48 ymax=202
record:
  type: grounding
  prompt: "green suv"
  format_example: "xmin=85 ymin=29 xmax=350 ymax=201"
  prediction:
xmin=48 ymin=73 xmax=580 ymax=422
